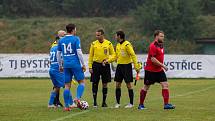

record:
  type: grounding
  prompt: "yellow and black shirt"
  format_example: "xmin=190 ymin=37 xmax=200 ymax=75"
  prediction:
xmin=88 ymin=39 xmax=116 ymax=68
xmin=116 ymin=40 xmax=138 ymax=69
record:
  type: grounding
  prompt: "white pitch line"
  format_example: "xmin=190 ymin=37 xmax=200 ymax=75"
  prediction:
xmin=173 ymin=86 xmax=215 ymax=97
xmin=51 ymin=110 xmax=90 ymax=121
xmin=149 ymin=85 xmax=215 ymax=101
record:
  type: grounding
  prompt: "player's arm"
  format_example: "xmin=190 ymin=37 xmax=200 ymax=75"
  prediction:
xmin=77 ymin=49 xmax=86 ymax=72
xmin=115 ymin=45 xmax=119 ymax=60
xmin=77 ymin=49 xmax=85 ymax=66
xmin=126 ymin=43 xmax=139 ymax=72
xmin=76 ymin=38 xmax=86 ymax=72
xmin=57 ymin=50 xmax=63 ymax=72
xmin=149 ymin=46 xmax=168 ymax=71
xmin=151 ymin=57 xmax=168 ymax=71
xmin=57 ymin=41 xmax=63 ymax=72
xmin=88 ymin=43 xmax=94 ymax=69
xmin=107 ymin=43 xmax=116 ymax=63
xmin=48 ymin=60 xmax=51 ymax=65
xmin=57 ymin=51 xmax=62 ymax=66
xmin=48 ymin=52 xmax=51 ymax=65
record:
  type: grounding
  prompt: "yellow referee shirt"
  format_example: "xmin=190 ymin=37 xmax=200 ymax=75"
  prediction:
xmin=116 ymin=40 xmax=138 ymax=69
xmin=88 ymin=39 xmax=116 ymax=68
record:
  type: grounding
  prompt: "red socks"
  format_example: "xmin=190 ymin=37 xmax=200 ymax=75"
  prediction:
xmin=139 ymin=89 xmax=147 ymax=105
xmin=140 ymin=88 xmax=170 ymax=105
xmin=162 ymin=89 xmax=169 ymax=105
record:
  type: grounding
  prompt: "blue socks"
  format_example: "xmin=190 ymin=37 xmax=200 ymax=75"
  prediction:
xmin=69 ymin=94 xmax=73 ymax=105
xmin=63 ymin=83 xmax=85 ymax=107
xmin=63 ymin=89 xmax=71 ymax=108
xmin=48 ymin=91 xmax=56 ymax=105
xmin=76 ymin=83 xmax=85 ymax=99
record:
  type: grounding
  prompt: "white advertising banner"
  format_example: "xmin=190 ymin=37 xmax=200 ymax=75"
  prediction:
xmin=0 ymin=54 xmax=50 ymax=77
xmin=0 ymin=54 xmax=215 ymax=78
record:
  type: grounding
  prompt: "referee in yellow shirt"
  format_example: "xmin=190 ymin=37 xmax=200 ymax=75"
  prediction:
xmin=88 ymin=29 xmax=116 ymax=107
xmin=113 ymin=30 xmax=139 ymax=108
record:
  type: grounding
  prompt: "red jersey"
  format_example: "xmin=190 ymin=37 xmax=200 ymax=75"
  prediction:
xmin=144 ymin=40 xmax=164 ymax=72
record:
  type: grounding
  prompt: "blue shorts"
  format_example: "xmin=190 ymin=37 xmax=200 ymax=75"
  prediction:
xmin=64 ymin=67 xmax=85 ymax=83
xmin=49 ymin=68 xmax=64 ymax=88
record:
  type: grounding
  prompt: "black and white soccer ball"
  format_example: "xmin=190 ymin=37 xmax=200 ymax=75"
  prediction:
xmin=80 ymin=101 xmax=89 ymax=110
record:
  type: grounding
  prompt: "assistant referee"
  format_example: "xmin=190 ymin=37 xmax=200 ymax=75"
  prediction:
xmin=113 ymin=30 xmax=139 ymax=108
xmin=88 ymin=29 xmax=116 ymax=107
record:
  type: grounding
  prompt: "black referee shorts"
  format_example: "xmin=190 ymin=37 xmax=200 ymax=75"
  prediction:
xmin=144 ymin=70 xmax=167 ymax=85
xmin=114 ymin=63 xmax=133 ymax=83
xmin=90 ymin=62 xmax=111 ymax=83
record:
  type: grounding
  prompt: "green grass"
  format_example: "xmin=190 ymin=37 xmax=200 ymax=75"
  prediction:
xmin=0 ymin=79 xmax=215 ymax=121
xmin=2 ymin=16 xmax=214 ymax=54
xmin=0 ymin=17 xmax=141 ymax=53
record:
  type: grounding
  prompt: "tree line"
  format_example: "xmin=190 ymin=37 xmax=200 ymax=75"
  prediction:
xmin=0 ymin=0 xmax=145 ymax=17
xmin=0 ymin=0 xmax=214 ymax=18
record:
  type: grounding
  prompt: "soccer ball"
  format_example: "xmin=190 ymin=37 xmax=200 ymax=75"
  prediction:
xmin=80 ymin=101 xmax=89 ymax=110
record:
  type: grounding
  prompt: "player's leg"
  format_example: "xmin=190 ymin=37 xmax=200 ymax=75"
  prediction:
xmin=138 ymin=70 xmax=153 ymax=110
xmin=73 ymin=79 xmax=85 ymax=110
xmin=48 ymin=80 xmax=61 ymax=108
xmin=115 ymin=82 xmax=122 ymax=108
xmin=53 ymin=86 xmax=57 ymax=105
xmin=63 ymin=83 xmax=72 ymax=111
xmin=159 ymin=71 xmax=175 ymax=109
xmin=63 ymin=68 xmax=73 ymax=111
xmin=101 ymin=63 xmax=111 ymax=107
xmin=76 ymin=79 xmax=85 ymax=100
xmin=92 ymin=81 xmax=99 ymax=107
xmin=90 ymin=62 xmax=101 ymax=107
xmin=48 ymin=87 xmax=58 ymax=108
xmin=54 ymin=72 xmax=65 ymax=107
xmin=161 ymin=82 xmax=169 ymax=105
xmin=125 ymin=83 xmax=134 ymax=108
xmin=160 ymin=81 xmax=175 ymax=109
xmin=74 ymin=67 xmax=85 ymax=100
xmin=138 ymin=84 xmax=150 ymax=109
xmin=55 ymin=88 xmax=63 ymax=107
xmin=123 ymin=64 xmax=134 ymax=108
xmin=48 ymin=69 xmax=57 ymax=108
xmin=114 ymin=64 xmax=123 ymax=108
xmin=73 ymin=65 xmax=85 ymax=109
xmin=101 ymin=83 xmax=108 ymax=107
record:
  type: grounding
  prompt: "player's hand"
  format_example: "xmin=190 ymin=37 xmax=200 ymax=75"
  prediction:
xmin=59 ymin=66 xmax=64 ymax=72
xmin=82 ymin=65 xmax=86 ymax=72
xmin=102 ymin=59 xmax=108 ymax=66
xmin=134 ymin=64 xmax=140 ymax=73
xmin=163 ymin=66 xmax=168 ymax=71
xmin=136 ymin=69 xmax=140 ymax=73
xmin=89 ymin=68 xmax=93 ymax=74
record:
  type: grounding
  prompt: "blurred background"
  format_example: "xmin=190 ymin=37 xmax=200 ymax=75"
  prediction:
xmin=0 ymin=0 xmax=214 ymax=54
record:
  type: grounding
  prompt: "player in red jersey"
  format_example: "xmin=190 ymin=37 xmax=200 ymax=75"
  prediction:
xmin=138 ymin=30 xmax=175 ymax=110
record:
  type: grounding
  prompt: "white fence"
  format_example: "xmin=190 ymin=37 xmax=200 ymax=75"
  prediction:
xmin=0 ymin=54 xmax=215 ymax=78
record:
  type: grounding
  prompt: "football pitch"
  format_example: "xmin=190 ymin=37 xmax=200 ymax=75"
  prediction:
xmin=0 ymin=78 xmax=215 ymax=121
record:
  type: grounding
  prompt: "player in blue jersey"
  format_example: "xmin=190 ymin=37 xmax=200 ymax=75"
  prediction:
xmin=57 ymin=24 xmax=86 ymax=111
xmin=48 ymin=31 xmax=66 ymax=108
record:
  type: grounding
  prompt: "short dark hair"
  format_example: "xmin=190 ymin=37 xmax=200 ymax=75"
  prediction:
xmin=116 ymin=30 xmax=125 ymax=39
xmin=97 ymin=29 xmax=104 ymax=35
xmin=154 ymin=30 xmax=164 ymax=38
xmin=66 ymin=24 xmax=76 ymax=33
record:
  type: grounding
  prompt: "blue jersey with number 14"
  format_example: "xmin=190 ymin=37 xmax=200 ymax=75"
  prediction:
xmin=58 ymin=35 xmax=81 ymax=68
